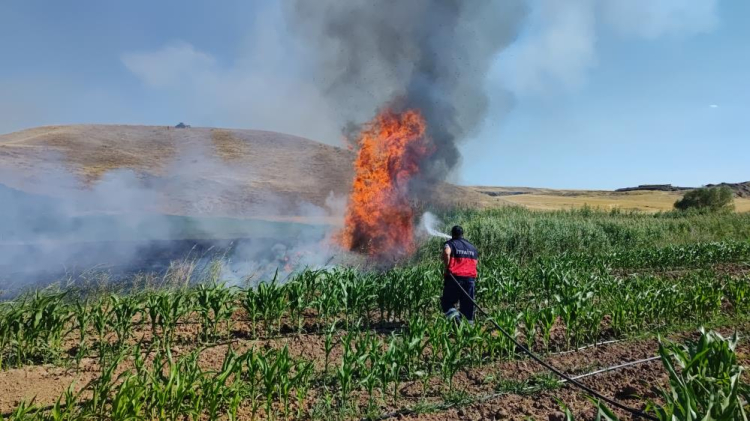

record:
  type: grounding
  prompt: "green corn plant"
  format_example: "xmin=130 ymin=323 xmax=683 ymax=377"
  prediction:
xmin=194 ymin=282 xmax=237 ymax=341
xmin=454 ymin=320 xmax=484 ymax=367
xmin=292 ymin=360 xmax=314 ymax=419
xmin=144 ymin=346 xmax=204 ymax=420
xmin=376 ymin=282 xmax=390 ymax=322
xmin=258 ymin=348 xmax=278 ymax=418
xmin=35 ymin=292 xmax=71 ymax=364
xmin=254 ymin=275 xmax=287 ymax=335
xmin=285 ymin=279 xmax=308 ymax=333
xmin=360 ymin=366 xmax=382 ymax=413
xmin=522 ymin=307 xmax=540 ymax=352
xmin=226 ymin=381 xmax=244 ymax=421
xmin=332 ymin=268 xmax=377 ymax=326
xmin=256 ymin=346 xmax=300 ymax=419
xmin=202 ymin=346 xmax=241 ymax=420
xmin=323 ymin=319 xmax=338 ymax=384
xmin=0 ymin=301 xmax=24 ymax=368
xmin=557 ymin=290 xmax=594 ymax=349
xmin=402 ymin=315 xmax=429 ymax=375
xmin=239 ymin=348 xmax=264 ymax=420
xmin=47 ymin=383 xmax=83 ymax=421
xmin=145 ymin=292 xmax=163 ymax=340
xmin=356 ymin=330 xmax=386 ymax=408
xmin=379 ymin=336 xmax=404 ymax=404
xmin=1 ymin=399 xmax=39 ymax=420
xmin=316 ymin=272 xmax=346 ymax=324
xmin=425 ymin=314 xmax=448 ymax=368
xmin=10 ymin=292 xmax=72 ymax=366
xmin=487 ymin=310 xmax=519 ymax=358
xmin=110 ymin=375 xmax=148 ymax=420
xmin=107 ymin=294 xmax=142 ymax=347
xmin=438 ymin=331 xmax=463 ymax=392
xmin=90 ymin=299 xmax=111 ymax=348
xmin=242 ymin=288 xmax=261 ymax=338
xmin=70 ymin=299 xmax=92 ymax=365
xmin=649 ymin=329 xmax=749 ymax=421
xmin=558 ymin=329 xmax=750 ymax=421
xmin=581 ymin=307 xmax=603 ymax=346
xmin=336 ymin=331 xmax=362 ymax=406
xmin=86 ymin=345 xmax=131 ymax=416
xmin=145 ymin=290 xmax=190 ymax=347
xmin=726 ymin=276 xmax=749 ymax=312
xmin=538 ymin=306 xmax=556 ymax=352
xmin=609 ymin=293 xmax=631 ymax=336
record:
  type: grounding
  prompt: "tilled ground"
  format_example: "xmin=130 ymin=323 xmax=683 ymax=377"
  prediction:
xmin=2 ymin=322 xmax=747 ymax=420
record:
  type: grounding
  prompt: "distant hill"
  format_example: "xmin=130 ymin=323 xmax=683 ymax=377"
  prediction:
xmin=615 ymin=184 xmax=693 ymax=193
xmin=0 ymin=125 xmax=502 ymax=219
xmin=705 ymin=182 xmax=750 ymax=198
xmin=616 ymin=182 xmax=750 ymax=198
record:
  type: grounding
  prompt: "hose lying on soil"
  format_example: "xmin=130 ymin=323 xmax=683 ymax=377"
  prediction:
xmin=565 ymin=356 xmax=660 ymax=382
xmin=551 ymin=339 xmax=624 ymax=356
xmin=447 ymin=272 xmax=659 ymax=421
xmin=362 ymin=354 xmax=662 ymax=421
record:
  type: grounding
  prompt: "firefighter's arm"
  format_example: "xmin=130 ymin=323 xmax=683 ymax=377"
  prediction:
xmin=442 ymin=245 xmax=451 ymax=268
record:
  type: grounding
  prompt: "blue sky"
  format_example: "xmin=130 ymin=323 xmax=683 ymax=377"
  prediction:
xmin=1 ymin=0 xmax=747 ymax=189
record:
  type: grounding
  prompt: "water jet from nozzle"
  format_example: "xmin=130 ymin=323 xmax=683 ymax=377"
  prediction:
xmin=419 ymin=212 xmax=451 ymax=239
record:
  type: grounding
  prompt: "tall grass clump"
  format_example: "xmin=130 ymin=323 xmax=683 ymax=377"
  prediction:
xmin=440 ymin=206 xmax=750 ymax=261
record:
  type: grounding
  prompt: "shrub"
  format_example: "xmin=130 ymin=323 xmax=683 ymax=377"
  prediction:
xmin=674 ymin=186 xmax=734 ymax=213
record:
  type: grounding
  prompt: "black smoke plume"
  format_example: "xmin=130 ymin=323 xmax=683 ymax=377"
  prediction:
xmin=284 ymin=0 xmax=526 ymax=184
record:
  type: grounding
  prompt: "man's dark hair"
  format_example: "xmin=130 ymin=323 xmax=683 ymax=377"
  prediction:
xmin=451 ymin=225 xmax=463 ymax=239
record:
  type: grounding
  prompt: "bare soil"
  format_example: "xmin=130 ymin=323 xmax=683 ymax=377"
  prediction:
xmin=2 ymin=321 xmax=747 ymax=419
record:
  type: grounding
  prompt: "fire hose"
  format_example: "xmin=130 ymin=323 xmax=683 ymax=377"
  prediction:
xmin=447 ymin=272 xmax=659 ymax=420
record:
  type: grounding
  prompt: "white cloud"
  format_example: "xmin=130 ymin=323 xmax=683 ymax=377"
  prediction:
xmin=499 ymin=0 xmax=597 ymax=95
xmin=709 ymin=104 xmax=719 ymax=108
xmin=120 ymin=6 xmax=341 ymax=145
xmin=499 ymin=0 xmax=720 ymax=97
xmin=601 ymin=0 xmax=719 ymax=39
xmin=122 ymin=41 xmax=217 ymax=88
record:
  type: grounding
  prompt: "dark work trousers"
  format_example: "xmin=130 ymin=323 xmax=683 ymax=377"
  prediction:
xmin=441 ymin=275 xmax=475 ymax=321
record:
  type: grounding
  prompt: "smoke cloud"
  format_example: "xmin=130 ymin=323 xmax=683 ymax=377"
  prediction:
xmin=0 ymin=136 xmax=344 ymax=295
xmin=283 ymin=0 xmax=527 ymax=183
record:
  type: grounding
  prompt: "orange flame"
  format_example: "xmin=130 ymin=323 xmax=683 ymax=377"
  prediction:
xmin=341 ymin=108 xmax=432 ymax=258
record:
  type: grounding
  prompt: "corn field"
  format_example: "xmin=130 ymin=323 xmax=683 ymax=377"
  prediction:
xmin=1 ymin=207 xmax=749 ymax=420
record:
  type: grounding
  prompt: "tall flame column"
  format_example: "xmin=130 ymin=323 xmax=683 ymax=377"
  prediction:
xmin=341 ymin=109 xmax=432 ymax=259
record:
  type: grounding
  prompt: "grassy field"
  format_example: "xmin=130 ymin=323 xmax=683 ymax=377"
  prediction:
xmin=1 ymin=207 xmax=749 ymax=420
xmin=469 ymin=187 xmax=750 ymax=213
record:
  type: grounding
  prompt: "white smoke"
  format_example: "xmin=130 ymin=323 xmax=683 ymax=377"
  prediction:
xmin=418 ymin=212 xmax=451 ymax=240
xmin=0 ymin=133 xmax=346 ymax=294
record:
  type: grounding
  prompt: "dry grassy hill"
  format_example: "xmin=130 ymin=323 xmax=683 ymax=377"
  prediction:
xmin=0 ymin=125 xmax=500 ymax=220
xmin=2 ymin=125 xmax=746 ymax=217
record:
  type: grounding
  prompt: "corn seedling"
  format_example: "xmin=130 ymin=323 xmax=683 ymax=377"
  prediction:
xmin=194 ymin=282 xmax=237 ymax=341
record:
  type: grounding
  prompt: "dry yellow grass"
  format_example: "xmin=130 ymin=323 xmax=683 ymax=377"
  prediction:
xmin=468 ymin=187 xmax=750 ymax=213
xmin=211 ymin=129 xmax=250 ymax=161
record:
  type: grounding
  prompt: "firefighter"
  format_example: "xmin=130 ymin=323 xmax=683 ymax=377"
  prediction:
xmin=441 ymin=225 xmax=479 ymax=323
